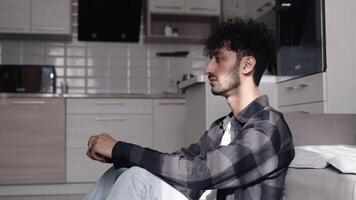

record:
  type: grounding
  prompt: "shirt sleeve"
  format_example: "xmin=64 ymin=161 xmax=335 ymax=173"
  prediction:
xmin=111 ymin=122 xmax=293 ymax=190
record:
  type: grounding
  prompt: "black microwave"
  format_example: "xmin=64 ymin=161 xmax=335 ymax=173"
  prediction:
xmin=0 ymin=65 xmax=56 ymax=93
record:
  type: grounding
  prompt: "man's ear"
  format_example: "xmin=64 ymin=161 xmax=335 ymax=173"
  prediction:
xmin=241 ymin=56 xmax=256 ymax=75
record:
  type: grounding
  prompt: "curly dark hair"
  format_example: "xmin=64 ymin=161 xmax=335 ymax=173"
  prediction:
xmin=204 ymin=18 xmax=276 ymax=86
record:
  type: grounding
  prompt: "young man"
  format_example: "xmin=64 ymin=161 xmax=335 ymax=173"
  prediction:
xmin=85 ymin=18 xmax=294 ymax=200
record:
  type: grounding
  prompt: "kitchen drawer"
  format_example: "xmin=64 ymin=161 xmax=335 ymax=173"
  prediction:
xmin=66 ymin=99 xmax=152 ymax=114
xmin=67 ymin=114 xmax=153 ymax=148
xmin=149 ymin=0 xmax=185 ymax=13
xmin=279 ymin=101 xmax=325 ymax=113
xmin=278 ymin=73 xmax=326 ymax=106
xmin=66 ymin=148 xmax=111 ymax=182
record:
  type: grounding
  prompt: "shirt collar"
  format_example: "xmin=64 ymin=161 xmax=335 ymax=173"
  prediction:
xmin=233 ymin=95 xmax=270 ymax=124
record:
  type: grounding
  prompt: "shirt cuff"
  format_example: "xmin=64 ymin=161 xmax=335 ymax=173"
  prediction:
xmin=112 ymin=141 xmax=134 ymax=169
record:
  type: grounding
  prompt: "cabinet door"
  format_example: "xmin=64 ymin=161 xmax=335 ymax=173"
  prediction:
xmin=66 ymin=114 xmax=153 ymax=182
xmin=247 ymin=0 xmax=274 ymax=19
xmin=0 ymin=0 xmax=31 ymax=33
xmin=0 ymin=98 xmax=65 ymax=185
xmin=149 ymin=0 xmax=185 ymax=13
xmin=153 ymin=99 xmax=186 ymax=153
xmin=186 ymin=0 xmax=221 ymax=15
xmin=31 ymin=0 xmax=71 ymax=34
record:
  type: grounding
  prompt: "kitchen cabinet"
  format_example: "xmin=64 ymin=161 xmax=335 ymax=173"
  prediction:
xmin=0 ymin=0 xmax=71 ymax=35
xmin=0 ymin=98 xmax=65 ymax=185
xmin=0 ymin=0 xmax=31 ymax=33
xmin=278 ymin=0 xmax=356 ymax=114
xmin=153 ymin=99 xmax=186 ymax=153
xmin=146 ymin=0 xmax=221 ymax=43
xmin=149 ymin=0 xmax=185 ymax=14
xmin=31 ymin=0 xmax=71 ymax=34
xmin=278 ymin=73 xmax=326 ymax=113
xmin=66 ymin=98 xmax=154 ymax=182
xmin=246 ymin=0 xmax=275 ymax=20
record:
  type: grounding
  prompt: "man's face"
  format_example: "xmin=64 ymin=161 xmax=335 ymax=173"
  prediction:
xmin=205 ymin=47 xmax=241 ymax=97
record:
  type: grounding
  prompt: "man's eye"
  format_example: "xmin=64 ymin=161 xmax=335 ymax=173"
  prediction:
xmin=216 ymin=57 xmax=223 ymax=62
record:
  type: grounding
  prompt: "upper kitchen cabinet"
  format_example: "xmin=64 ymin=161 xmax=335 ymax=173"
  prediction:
xmin=222 ymin=0 xmax=274 ymax=21
xmin=0 ymin=0 xmax=31 ymax=33
xmin=31 ymin=0 xmax=71 ymax=34
xmin=0 ymin=0 xmax=71 ymax=35
xmin=146 ymin=0 xmax=221 ymax=43
xmin=149 ymin=0 xmax=185 ymax=14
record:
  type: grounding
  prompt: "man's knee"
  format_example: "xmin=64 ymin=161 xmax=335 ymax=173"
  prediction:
xmin=119 ymin=166 xmax=151 ymax=181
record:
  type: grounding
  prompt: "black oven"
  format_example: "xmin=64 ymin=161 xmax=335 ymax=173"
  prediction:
xmin=276 ymin=0 xmax=326 ymax=80
xmin=0 ymin=65 xmax=56 ymax=93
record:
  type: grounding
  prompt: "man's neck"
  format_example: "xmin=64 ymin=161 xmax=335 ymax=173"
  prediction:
xmin=226 ymin=83 xmax=260 ymax=116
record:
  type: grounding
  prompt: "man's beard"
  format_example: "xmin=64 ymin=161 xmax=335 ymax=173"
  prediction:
xmin=210 ymin=63 xmax=240 ymax=97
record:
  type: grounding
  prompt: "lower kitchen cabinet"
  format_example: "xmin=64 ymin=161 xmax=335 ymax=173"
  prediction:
xmin=153 ymin=99 xmax=186 ymax=153
xmin=66 ymin=98 xmax=157 ymax=183
xmin=66 ymin=98 xmax=186 ymax=183
xmin=0 ymin=98 xmax=65 ymax=185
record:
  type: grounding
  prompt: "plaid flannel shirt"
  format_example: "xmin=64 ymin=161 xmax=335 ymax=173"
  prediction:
xmin=112 ymin=95 xmax=295 ymax=200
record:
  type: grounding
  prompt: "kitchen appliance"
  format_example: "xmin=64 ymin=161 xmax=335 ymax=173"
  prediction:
xmin=78 ymin=0 xmax=143 ymax=42
xmin=0 ymin=65 xmax=56 ymax=93
xmin=276 ymin=0 xmax=326 ymax=81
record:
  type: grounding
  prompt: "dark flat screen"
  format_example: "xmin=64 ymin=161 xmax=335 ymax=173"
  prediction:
xmin=78 ymin=0 xmax=143 ymax=42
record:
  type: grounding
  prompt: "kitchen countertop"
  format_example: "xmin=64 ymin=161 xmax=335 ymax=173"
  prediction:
xmin=0 ymin=93 xmax=185 ymax=99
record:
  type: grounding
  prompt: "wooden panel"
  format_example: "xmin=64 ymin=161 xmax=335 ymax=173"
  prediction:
xmin=66 ymin=114 xmax=153 ymax=148
xmin=66 ymin=99 xmax=152 ymax=114
xmin=0 ymin=98 xmax=65 ymax=185
xmin=278 ymin=73 xmax=326 ymax=106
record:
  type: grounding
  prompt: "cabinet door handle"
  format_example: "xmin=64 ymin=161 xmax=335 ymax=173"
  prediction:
xmin=189 ymin=7 xmax=216 ymax=11
xmin=94 ymin=117 xmax=126 ymax=122
xmin=12 ymin=101 xmax=46 ymax=105
xmin=285 ymin=83 xmax=310 ymax=90
xmin=299 ymin=83 xmax=310 ymax=87
xmin=158 ymin=102 xmax=186 ymax=106
xmin=0 ymin=27 xmax=27 ymax=31
xmin=299 ymin=110 xmax=311 ymax=113
xmin=34 ymin=27 xmax=66 ymax=31
xmin=285 ymin=85 xmax=297 ymax=90
xmin=95 ymin=102 xmax=126 ymax=106
xmin=155 ymin=6 xmax=182 ymax=10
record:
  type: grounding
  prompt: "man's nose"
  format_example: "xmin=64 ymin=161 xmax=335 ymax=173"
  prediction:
xmin=205 ymin=59 xmax=215 ymax=75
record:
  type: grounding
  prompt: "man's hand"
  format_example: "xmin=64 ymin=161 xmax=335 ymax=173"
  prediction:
xmin=87 ymin=133 xmax=117 ymax=163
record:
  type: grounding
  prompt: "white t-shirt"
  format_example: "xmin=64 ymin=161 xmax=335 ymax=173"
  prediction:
xmin=199 ymin=120 xmax=232 ymax=200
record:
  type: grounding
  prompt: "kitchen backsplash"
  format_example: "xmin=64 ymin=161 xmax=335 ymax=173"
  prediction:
xmin=0 ymin=1 xmax=208 ymax=94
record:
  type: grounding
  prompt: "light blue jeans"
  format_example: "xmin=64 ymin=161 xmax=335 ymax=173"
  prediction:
xmin=84 ymin=166 xmax=189 ymax=200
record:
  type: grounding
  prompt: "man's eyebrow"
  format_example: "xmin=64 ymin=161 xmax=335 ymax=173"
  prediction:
xmin=211 ymin=50 xmax=222 ymax=56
